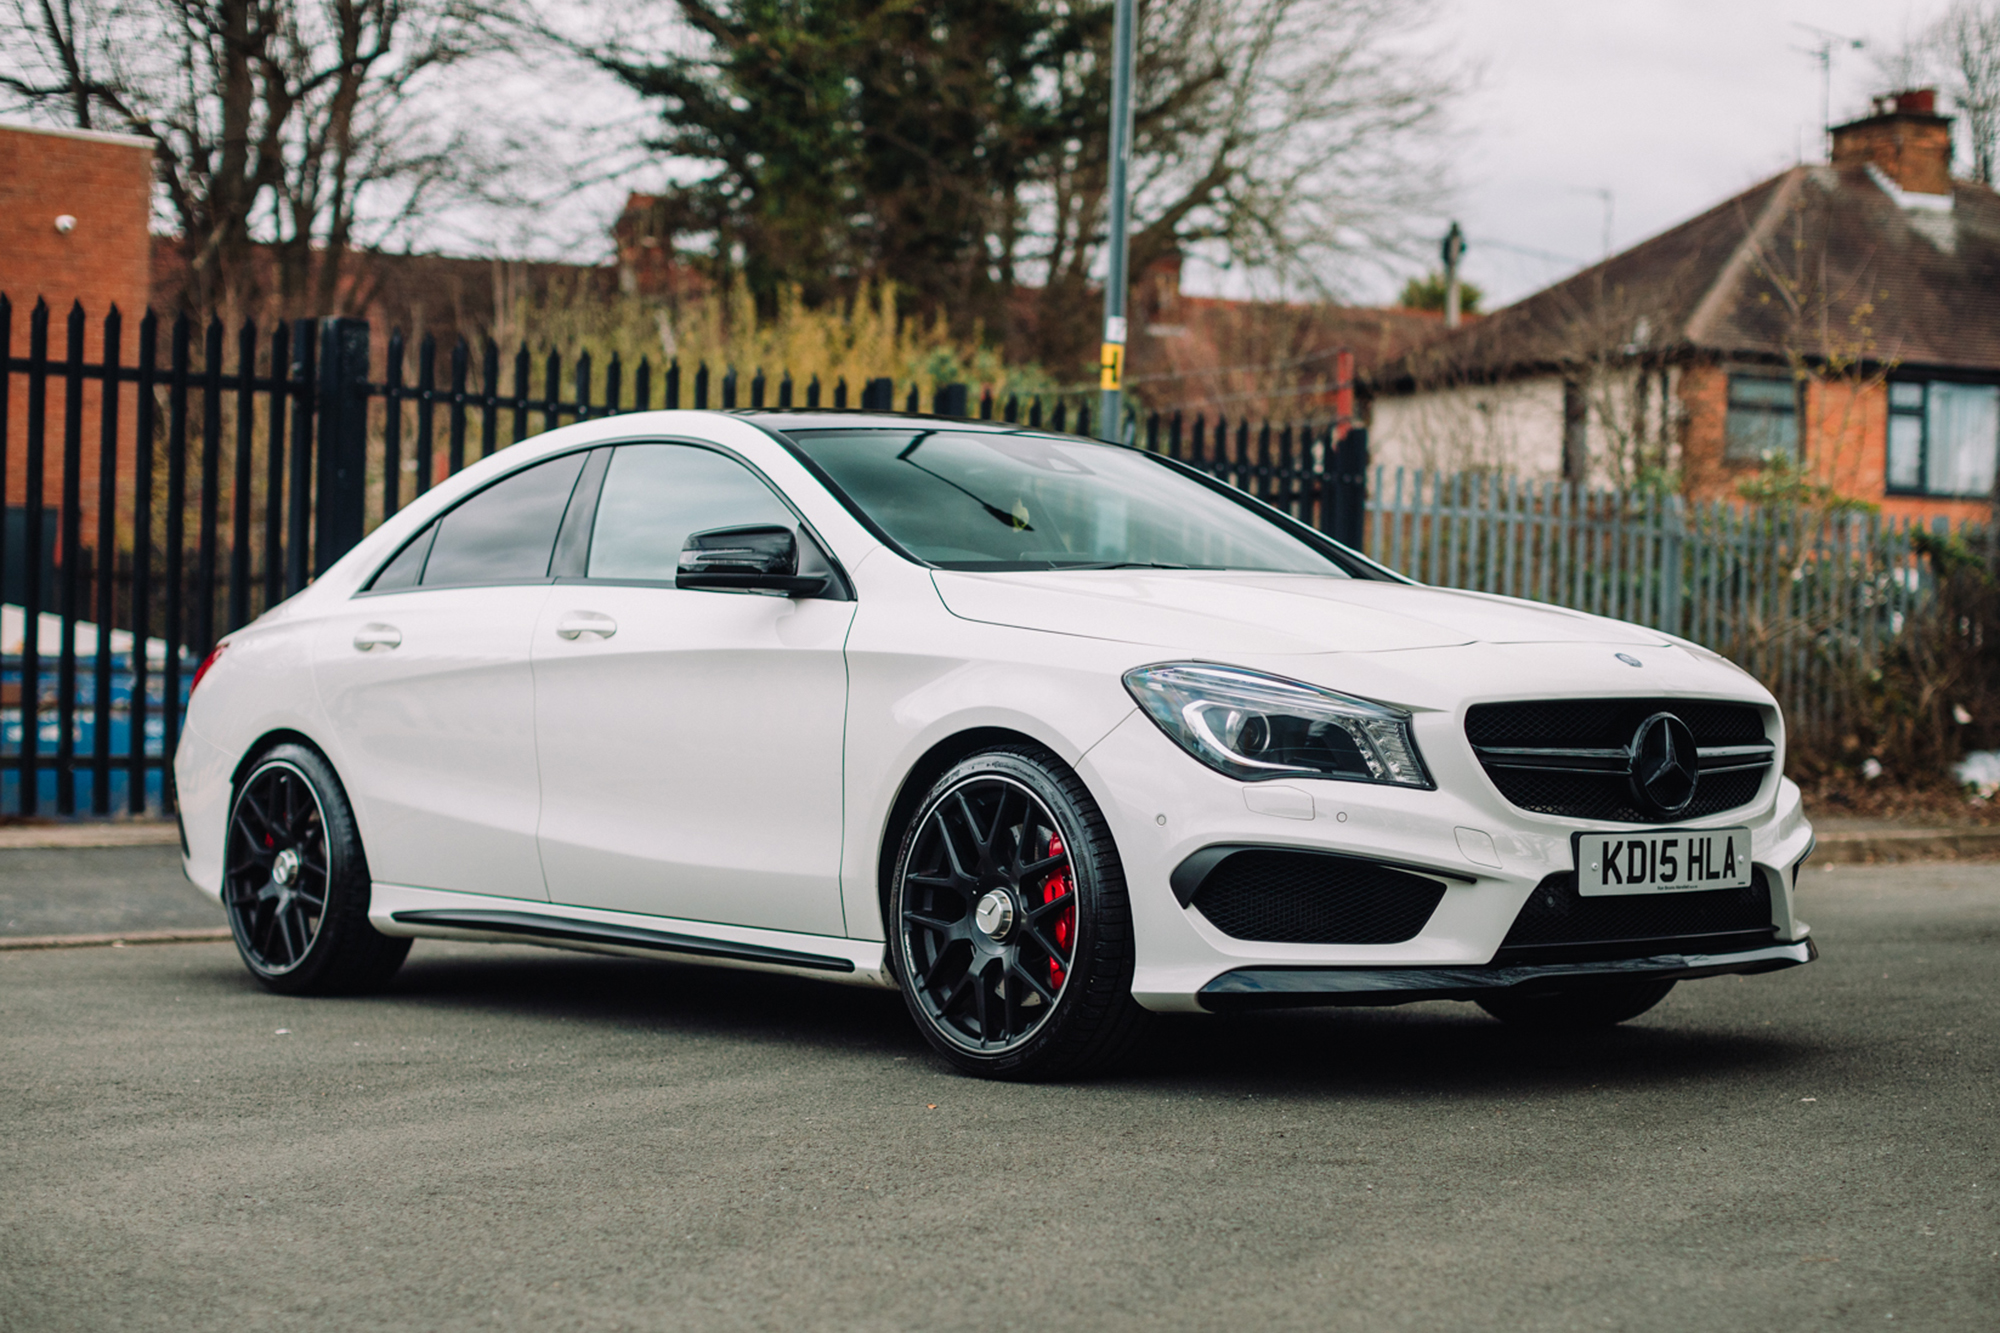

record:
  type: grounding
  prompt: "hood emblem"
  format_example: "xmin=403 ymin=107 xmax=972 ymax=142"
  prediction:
xmin=1628 ymin=712 xmax=1698 ymax=816
xmin=1616 ymin=653 xmax=1643 ymax=667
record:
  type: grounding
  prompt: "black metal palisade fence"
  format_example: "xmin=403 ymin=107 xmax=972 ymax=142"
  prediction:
xmin=12 ymin=295 xmax=1982 ymax=820
xmin=0 ymin=298 xmax=1370 ymax=819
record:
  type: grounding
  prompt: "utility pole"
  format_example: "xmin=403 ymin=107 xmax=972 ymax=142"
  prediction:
xmin=1440 ymin=222 xmax=1466 ymax=330
xmin=1098 ymin=0 xmax=1137 ymax=441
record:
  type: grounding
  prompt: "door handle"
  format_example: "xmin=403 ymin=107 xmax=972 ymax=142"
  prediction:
xmin=353 ymin=623 xmax=402 ymax=652
xmin=555 ymin=611 xmax=617 ymax=641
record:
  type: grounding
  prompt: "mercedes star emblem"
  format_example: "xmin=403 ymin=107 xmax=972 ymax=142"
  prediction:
xmin=1628 ymin=711 xmax=1698 ymax=815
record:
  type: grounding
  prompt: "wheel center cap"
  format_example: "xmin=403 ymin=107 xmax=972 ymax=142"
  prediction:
xmin=973 ymin=889 xmax=1015 ymax=941
xmin=272 ymin=847 xmax=301 ymax=887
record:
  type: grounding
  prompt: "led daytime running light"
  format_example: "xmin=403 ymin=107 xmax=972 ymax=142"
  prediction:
xmin=1123 ymin=662 xmax=1431 ymax=788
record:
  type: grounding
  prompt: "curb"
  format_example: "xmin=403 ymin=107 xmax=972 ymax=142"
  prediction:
xmin=0 ymin=823 xmax=180 ymax=850
xmin=1810 ymin=827 xmax=2000 ymax=864
xmin=0 ymin=927 xmax=231 ymax=951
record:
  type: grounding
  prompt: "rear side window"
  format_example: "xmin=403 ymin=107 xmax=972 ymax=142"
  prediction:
xmin=370 ymin=526 xmax=435 ymax=591
xmin=415 ymin=452 xmax=589 ymax=588
xmin=587 ymin=444 xmax=794 ymax=581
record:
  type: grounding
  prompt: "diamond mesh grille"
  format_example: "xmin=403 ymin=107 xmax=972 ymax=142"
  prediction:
xmin=1190 ymin=851 xmax=1447 ymax=945
xmin=1466 ymin=697 xmax=1771 ymax=823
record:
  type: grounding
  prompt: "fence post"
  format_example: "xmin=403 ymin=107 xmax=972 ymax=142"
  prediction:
xmin=935 ymin=382 xmax=969 ymax=417
xmin=313 ymin=318 xmax=370 ymax=576
xmin=1329 ymin=427 xmax=1369 ymax=547
xmin=1660 ymin=493 xmax=1685 ymax=635
xmin=861 ymin=377 xmax=894 ymax=410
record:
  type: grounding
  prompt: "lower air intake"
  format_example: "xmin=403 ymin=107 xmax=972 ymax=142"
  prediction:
xmin=1494 ymin=871 xmax=1776 ymax=964
xmin=1190 ymin=850 xmax=1447 ymax=945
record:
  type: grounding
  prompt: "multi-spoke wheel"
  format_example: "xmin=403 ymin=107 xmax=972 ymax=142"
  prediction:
xmin=890 ymin=746 xmax=1146 ymax=1079
xmin=223 ymin=743 xmax=409 ymax=994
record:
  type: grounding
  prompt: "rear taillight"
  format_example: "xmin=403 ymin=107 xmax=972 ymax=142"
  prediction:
xmin=190 ymin=643 xmax=227 ymax=695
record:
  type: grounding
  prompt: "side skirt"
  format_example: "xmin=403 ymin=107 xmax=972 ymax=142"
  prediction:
xmin=369 ymin=884 xmax=894 ymax=988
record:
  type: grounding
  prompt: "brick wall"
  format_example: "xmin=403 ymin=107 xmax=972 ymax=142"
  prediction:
xmin=1680 ymin=364 xmax=1990 ymax=525
xmin=0 ymin=121 xmax=154 ymax=564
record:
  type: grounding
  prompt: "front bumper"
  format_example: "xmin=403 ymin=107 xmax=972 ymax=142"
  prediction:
xmin=1074 ymin=708 xmax=1817 ymax=1012
xmin=1198 ymin=938 xmax=1816 ymax=1011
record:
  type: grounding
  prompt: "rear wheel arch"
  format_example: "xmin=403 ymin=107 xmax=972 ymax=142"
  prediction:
xmin=228 ymin=730 xmax=361 ymax=847
xmin=231 ymin=728 xmax=336 ymax=794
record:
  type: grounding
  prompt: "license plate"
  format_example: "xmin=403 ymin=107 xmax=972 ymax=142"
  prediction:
xmin=1573 ymin=827 xmax=1753 ymax=896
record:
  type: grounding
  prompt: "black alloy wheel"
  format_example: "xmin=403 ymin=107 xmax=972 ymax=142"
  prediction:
xmin=223 ymin=743 xmax=409 ymax=994
xmin=891 ymin=746 xmax=1146 ymax=1079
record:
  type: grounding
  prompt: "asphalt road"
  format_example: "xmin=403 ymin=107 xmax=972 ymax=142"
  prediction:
xmin=1 ymin=855 xmax=1995 ymax=1332
xmin=0 ymin=844 xmax=221 ymax=937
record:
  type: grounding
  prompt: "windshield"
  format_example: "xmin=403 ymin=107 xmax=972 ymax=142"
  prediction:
xmin=782 ymin=428 xmax=1350 ymax=574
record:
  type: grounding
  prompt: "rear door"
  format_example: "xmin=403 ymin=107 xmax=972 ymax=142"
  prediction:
xmin=531 ymin=442 xmax=854 ymax=935
xmin=312 ymin=449 xmax=591 ymax=900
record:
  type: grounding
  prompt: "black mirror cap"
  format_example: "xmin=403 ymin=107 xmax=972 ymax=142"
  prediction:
xmin=677 ymin=524 xmax=829 ymax=596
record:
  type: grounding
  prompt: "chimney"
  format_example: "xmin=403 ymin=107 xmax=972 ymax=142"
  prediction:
xmin=1141 ymin=249 xmax=1182 ymax=323
xmin=1830 ymin=88 xmax=1954 ymax=196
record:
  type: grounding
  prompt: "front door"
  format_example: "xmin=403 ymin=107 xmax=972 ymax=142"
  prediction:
xmin=532 ymin=442 xmax=854 ymax=936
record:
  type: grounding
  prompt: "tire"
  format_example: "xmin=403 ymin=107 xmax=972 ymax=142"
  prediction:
xmin=888 ymin=745 xmax=1148 ymax=1080
xmin=222 ymin=742 xmax=410 ymax=995
xmin=1476 ymin=979 xmax=1675 ymax=1030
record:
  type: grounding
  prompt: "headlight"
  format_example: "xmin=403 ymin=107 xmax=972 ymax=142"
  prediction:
xmin=1122 ymin=663 xmax=1432 ymax=788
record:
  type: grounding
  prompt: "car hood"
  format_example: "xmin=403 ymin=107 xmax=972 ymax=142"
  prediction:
xmin=930 ymin=569 xmax=1671 ymax=655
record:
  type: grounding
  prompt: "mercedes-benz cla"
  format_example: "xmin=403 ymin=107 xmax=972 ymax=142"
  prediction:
xmin=175 ymin=411 xmax=1816 ymax=1078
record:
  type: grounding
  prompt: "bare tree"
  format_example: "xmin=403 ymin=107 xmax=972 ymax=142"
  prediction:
xmin=1027 ymin=0 xmax=1459 ymax=361
xmin=1 ymin=0 xmax=509 ymax=317
xmin=1930 ymin=0 xmax=2000 ymax=184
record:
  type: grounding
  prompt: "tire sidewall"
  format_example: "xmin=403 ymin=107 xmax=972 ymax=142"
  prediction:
xmin=888 ymin=747 xmax=1133 ymax=1078
xmin=225 ymin=742 xmax=382 ymax=993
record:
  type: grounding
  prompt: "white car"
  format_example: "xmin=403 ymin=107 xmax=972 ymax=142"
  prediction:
xmin=176 ymin=411 xmax=1817 ymax=1078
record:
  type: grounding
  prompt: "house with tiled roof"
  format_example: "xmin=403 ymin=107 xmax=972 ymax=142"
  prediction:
xmin=1368 ymin=90 xmax=2000 ymax=524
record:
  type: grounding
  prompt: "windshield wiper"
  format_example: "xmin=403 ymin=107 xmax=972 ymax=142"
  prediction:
xmin=1049 ymin=561 xmax=1192 ymax=570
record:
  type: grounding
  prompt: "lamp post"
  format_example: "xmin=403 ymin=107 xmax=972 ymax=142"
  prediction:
xmin=1441 ymin=221 xmax=1466 ymax=330
xmin=1098 ymin=0 xmax=1136 ymax=441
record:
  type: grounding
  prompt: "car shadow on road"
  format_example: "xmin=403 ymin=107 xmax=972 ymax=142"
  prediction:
xmin=1123 ymin=1004 xmax=1820 ymax=1099
xmin=212 ymin=941 xmax=1829 ymax=1100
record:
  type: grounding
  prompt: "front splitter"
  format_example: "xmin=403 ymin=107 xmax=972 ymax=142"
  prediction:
xmin=1197 ymin=938 xmax=1816 ymax=1011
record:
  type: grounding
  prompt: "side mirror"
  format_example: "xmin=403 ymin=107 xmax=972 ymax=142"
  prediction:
xmin=677 ymin=524 xmax=829 ymax=596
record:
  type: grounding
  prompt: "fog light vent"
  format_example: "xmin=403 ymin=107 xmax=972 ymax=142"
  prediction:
xmin=1189 ymin=850 xmax=1447 ymax=945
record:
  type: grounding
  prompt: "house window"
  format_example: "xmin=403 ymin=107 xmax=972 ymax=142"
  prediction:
xmin=1887 ymin=379 xmax=1999 ymax=498
xmin=1724 ymin=375 xmax=1798 ymax=462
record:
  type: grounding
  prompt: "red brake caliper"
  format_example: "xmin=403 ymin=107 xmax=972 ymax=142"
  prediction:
xmin=1042 ymin=833 xmax=1075 ymax=990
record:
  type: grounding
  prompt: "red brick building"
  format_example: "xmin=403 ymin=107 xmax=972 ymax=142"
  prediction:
xmin=1371 ymin=90 xmax=2000 ymax=525
xmin=0 ymin=121 xmax=156 ymax=557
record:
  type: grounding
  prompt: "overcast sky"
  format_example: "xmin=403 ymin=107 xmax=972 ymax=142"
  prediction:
xmin=1434 ymin=0 xmax=1959 ymax=308
xmin=432 ymin=0 xmax=1969 ymax=312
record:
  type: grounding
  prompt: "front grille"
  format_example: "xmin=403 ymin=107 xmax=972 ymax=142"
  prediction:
xmin=1466 ymin=697 xmax=1772 ymax=823
xmin=1494 ymin=871 xmax=1776 ymax=964
xmin=1486 ymin=766 xmax=1765 ymax=823
xmin=1190 ymin=850 xmax=1447 ymax=945
xmin=1466 ymin=699 xmax=1767 ymax=748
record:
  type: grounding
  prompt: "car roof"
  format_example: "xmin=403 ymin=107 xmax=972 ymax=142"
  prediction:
xmin=728 ymin=410 xmax=1089 ymax=437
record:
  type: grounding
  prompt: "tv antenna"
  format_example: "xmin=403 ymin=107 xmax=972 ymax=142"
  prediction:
xmin=1568 ymin=187 xmax=1614 ymax=258
xmin=1792 ymin=23 xmax=1863 ymax=157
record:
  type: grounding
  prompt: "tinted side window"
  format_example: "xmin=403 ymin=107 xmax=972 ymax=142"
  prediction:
xmin=587 ymin=445 xmax=794 ymax=581
xmin=369 ymin=525 xmax=435 ymax=591
xmin=422 ymin=452 xmax=588 ymax=588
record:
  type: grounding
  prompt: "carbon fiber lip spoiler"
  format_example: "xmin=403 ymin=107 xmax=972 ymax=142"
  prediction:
xmin=1197 ymin=938 xmax=1816 ymax=1011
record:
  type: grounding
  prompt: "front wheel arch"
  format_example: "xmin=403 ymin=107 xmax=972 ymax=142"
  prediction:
xmin=875 ymin=726 xmax=1058 ymax=934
